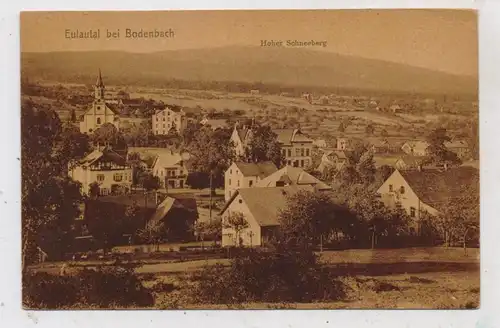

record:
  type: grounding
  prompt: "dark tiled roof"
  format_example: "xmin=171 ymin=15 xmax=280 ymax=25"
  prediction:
xmin=236 ymin=127 xmax=252 ymax=143
xmin=121 ymin=99 xmax=143 ymax=105
xmin=234 ymin=161 xmax=278 ymax=178
xmin=222 ymin=185 xmax=314 ymax=227
xmin=274 ymin=129 xmax=312 ymax=145
xmin=79 ymin=147 xmax=127 ymax=166
xmin=400 ymin=167 xmax=479 ymax=211
xmin=256 ymin=165 xmax=331 ymax=190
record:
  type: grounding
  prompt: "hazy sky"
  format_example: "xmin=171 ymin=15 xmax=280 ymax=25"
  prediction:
xmin=21 ymin=10 xmax=478 ymax=76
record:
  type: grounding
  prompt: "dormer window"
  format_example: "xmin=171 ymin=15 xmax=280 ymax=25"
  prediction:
xmin=389 ymin=184 xmax=393 ymax=192
xmin=96 ymin=118 xmax=101 ymax=125
xmin=400 ymin=186 xmax=405 ymax=194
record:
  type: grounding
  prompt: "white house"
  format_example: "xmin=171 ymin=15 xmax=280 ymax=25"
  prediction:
xmin=152 ymin=106 xmax=189 ymax=135
xmin=229 ymin=123 xmax=253 ymax=158
xmin=68 ymin=146 xmax=133 ymax=196
xmin=274 ymin=128 xmax=313 ymax=168
xmin=377 ymin=167 xmax=479 ymax=232
xmin=151 ymin=150 xmax=190 ymax=189
xmin=220 ymin=185 xmax=314 ymax=247
xmin=224 ymin=161 xmax=278 ymax=201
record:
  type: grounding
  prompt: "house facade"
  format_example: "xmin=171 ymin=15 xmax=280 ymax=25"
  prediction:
xmin=152 ymin=106 xmax=188 ymax=135
xmin=444 ymin=140 xmax=470 ymax=159
xmin=220 ymin=185 xmax=313 ymax=247
xmin=151 ymin=150 xmax=190 ymax=189
xmin=401 ymin=140 xmax=429 ymax=156
xmin=68 ymin=146 xmax=133 ymax=196
xmin=224 ymin=161 xmax=278 ymax=201
xmin=229 ymin=124 xmax=253 ymax=158
xmin=275 ymin=129 xmax=313 ymax=168
xmin=317 ymin=149 xmax=350 ymax=174
xmin=79 ymin=70 xmax=120 ymax=134
xmin=377 ymin=167 xmax=479 ymax=232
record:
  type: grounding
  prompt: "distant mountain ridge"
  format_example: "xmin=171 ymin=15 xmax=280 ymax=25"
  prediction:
xmin=21 ymin=46 xmax=478 ymax=95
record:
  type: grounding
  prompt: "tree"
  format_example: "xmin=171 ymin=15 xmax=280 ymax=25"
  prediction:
xmin=223 ymin=212 xmax=249 ymax=247
xmin=92 ymin=123 xmax=128 ymax=155
xmin=338 ymin=122 xmax=346 ymax=133
xmin=70 ymin=108 xmax=77 ymax=123
xmin=88 ymin=182 xmax=100 ymax=199
xmin=365 ymin=124 xmax=375 ymax=135
xmin=139 ymin=172 xmax=161 ymax=192
xmin=356 ymin=151 xmax=376 ymax=184
xmin=375 ymin=165 xmax=394 ymax=185
xmin=278 ymin=190 xmax=346 ymax=249
xmin=57 ymin=123 xmax=92 ymax=171
xmin=186 ymin=126 xmax=235 ymax=191
xmin=425 ymin=128 xmax=461 ymax=165
xmin=193 ymin=217 xmax=222 ymax=246
xmin=137 ymin=219 xmax=167 ymax=252
xmin=244 ymin=124 xmax=284 ymax=167
xmin=22 ymin=100 xmax=84 ymax=267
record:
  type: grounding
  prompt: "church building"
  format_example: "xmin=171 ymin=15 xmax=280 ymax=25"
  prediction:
xmin=79 ymin=70 xmax=120 ymax=134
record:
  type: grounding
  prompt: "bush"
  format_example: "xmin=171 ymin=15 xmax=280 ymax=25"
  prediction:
xmin=23 ymin=272 xmax=80 ymax=308
xmin=23 ymin=266 xmax=154 ymax=309
xmin=190 ymin=248 xmax=345 ymax=304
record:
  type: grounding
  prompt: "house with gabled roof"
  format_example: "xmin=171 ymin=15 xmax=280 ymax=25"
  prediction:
xmin=230 ymin=123 xmax=253 ymax=158
xmin=401 ymin=140 xmax=430 ymax=156
xmin=224 ymin=161 xmax=278 ymax=201
xmin=68 ymin=145 xmax=133 ymax=196
xmin=274 ymin=128 xmax=313 ymax=168
xmin=151 ymin=150 xmax=190 ymax=190
xmin=256 ymin=165 xmax=331 ymax=191
xmin=220 ymin=185 xmax=314 ymax=247
xmin=377 ymin=166 xmax=479 ymax=231
xmin=317 ymin=149 xmax=351 ymax=174
xmin=152 ymin=105 xmax=189 ymax=135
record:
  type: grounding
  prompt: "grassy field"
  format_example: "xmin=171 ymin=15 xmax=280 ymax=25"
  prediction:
xmin=29 ymin=247 xmax=479 ymax=309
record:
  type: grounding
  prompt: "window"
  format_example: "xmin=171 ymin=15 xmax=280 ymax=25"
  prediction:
xmin=296 ymin=148 xmax=301 ymax=156
xmin=282 ymin=149 xmax=286 ymax=157
xmin=400 ymin=186 xmax=405 ymax=194
xmin=228 ymin=179 xmax=231 ymax=186
xmin=96 ymin=117 xmax=101 ymax=125
xmin=287 ymin=149 xmax=292 ymax=157
xmin=237 ymin=180 xmax=240 ymax=187
xmin=389 ymin=184 xmax=393 ymax=192
xmin=113 ymin=173 xmax=123 ymax=182
xmin=301 ymin=148 xmax=305 ymax=157
xmin=306 ymin=148 xmax=310 ymax=156
xmin=304 ymin=159 xmax=310 ymax=167
xmin=300 ymin=160 xmax=304 ymax=167
xmin=238 ymin=199 xmax=243 ymax=204
xmin=249 ymin=180 xmax=253 ymax=187
xmin=163 ymin=117 xmax=165 ymax=121
xmin=230 ymin=169 xmax=232 ymax=174
xmin=410 ymin=207 xmax=416 ymax=218
xmin=97 ymin=174 xmax=105 ymax=182
xmin=156 ymin=117 xmax=159 ymax=121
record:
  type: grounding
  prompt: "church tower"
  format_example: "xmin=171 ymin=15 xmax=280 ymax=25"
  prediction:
xmin=94 ymin=68 xmax=105 ymax=101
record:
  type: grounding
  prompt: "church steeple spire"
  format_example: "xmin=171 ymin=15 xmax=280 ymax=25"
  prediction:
xmin=96 ymin=68 xmax=104 ymax=88
xmin=94 ymin=68 xmax=105 ymax=100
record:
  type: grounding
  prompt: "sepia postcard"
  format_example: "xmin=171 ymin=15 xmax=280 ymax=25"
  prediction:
xmin=20 ymin=9 xmax=479 ymax=310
